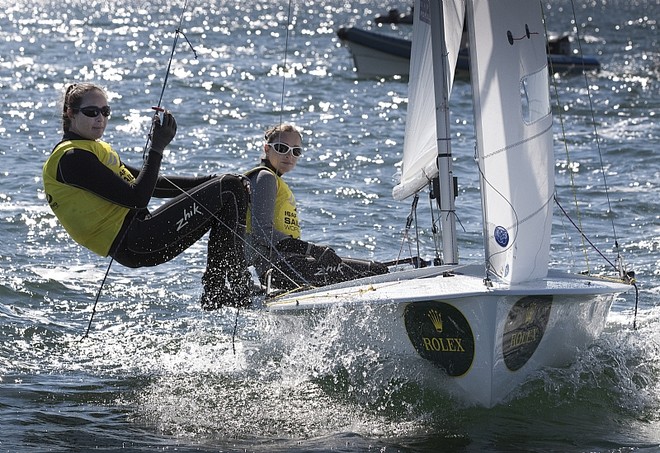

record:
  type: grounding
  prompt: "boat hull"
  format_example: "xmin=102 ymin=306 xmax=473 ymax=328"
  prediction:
xmin=336 ymin=27 xmax=600 ymax=77
xmin=266 ymin=264 xmax=628 ymax=407
xmin=336 ymin=27 xmax=412 ymax=77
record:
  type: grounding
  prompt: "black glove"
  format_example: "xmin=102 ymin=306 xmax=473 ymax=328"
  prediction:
xmin=309 ymin=244 xmax=342 ymax=267
xmin=150 ymin=110 xmax=177 ymax=154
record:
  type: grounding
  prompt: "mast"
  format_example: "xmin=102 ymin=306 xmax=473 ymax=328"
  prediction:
xmin=430 ymin=0 xmax=458 ymax=265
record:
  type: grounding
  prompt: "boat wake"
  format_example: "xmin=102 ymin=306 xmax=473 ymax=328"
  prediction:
xmin=124 ymin=303 xmax=660 ymax=445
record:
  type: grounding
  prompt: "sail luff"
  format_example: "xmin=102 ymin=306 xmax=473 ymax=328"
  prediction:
xmin=393 ymin=0 xmax=465 ymax=202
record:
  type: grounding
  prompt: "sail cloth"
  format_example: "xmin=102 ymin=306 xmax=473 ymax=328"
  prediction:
xmin=468 ymin=0 xmax=554 ymax=283
xmin=392 ymin=0 xmax=465 ymax=201
xmin=394 ymin=0 xmax=553 ymax=284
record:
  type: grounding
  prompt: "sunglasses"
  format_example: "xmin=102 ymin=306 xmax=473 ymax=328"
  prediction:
xmin=75 ymin=105 xmax=111 ymax=118
xmin=268 ymin=142 xmax=303 ymax=157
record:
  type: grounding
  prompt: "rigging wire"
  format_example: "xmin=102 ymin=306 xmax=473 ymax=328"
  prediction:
xmin=428 ymin=179 xmax=443 ymax=264
xmin=261 ymin=1 xmax=391 ymax=287
xmin=253 ymin=0 xmax=372 ymax=290
xmin=566 ymin=0 xmax=628 ymax=283
xmin=543 ymin=1 xmax=627 ymax=277
xmin=277 ymin=1 xmax=294 ymax=127
xmin=541 ymin=4 xmax=591 ymax=273
xmin=554 ymin=197 xmax=616 ymax=269
xmin=81 ymin=0 xmax=196 ymax=341
xmin=80 ymin=260 xmax=113 ymax=341
xmin=567 ymin=1 xmax=619 ymax=241
xmin=543 ymin=2 xmax=636 ymax=326
xmin=395 ymin=195 xmax=421 ymax=268
xmin=148 ymin=1 xmax=302 ymax=353
xmin=81 ymin=0 xmax=313 ymax=343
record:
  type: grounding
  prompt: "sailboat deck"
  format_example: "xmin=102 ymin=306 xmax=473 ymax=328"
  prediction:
xmin=266 ymin=264 xmax=629 ymax=311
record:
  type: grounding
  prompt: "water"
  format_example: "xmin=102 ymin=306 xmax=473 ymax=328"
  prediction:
xmin=1 ymin=0 xmax=658 ymax=451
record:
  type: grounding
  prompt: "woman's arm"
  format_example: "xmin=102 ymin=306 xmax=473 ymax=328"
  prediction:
xmin=248 ymin=169 xmax=342 ymax=265
xmin=249 ymin=170 xmax=290 ymax=248
xmin=57 ymin=148 xmax=162 ymax=209
xmin=56 ymin=111 xmax=176 ymax=209
xmin=123 ymin=162 xmax=216 ymax=198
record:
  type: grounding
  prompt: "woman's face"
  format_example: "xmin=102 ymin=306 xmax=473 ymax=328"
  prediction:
xmin=67 ymin=89 xmax=110 ymax=140
xmin=264 ymin=131 xmax=302 ymax=175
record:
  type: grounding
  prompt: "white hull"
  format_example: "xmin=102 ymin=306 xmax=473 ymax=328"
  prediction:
xmin=266 ymin=264 xmax=628 ymax=407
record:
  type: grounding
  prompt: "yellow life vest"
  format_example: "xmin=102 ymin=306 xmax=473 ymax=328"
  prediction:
xmin=245 ymin=166 xmax=300 ymax=239
xmin=42 ymin=139 xmax=134 ymax=256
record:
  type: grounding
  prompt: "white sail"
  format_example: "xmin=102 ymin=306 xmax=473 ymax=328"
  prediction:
xmin=467 ymin=0 xmax=554 ymax=283
xmin=268 ymin=0 xmax=630 ymax=409
xmin=393 ymin=0 xmax=465 ymax=201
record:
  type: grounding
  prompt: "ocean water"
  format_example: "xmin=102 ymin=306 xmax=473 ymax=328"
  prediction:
xmin=1 ymin=0 xmax=659 ymax=451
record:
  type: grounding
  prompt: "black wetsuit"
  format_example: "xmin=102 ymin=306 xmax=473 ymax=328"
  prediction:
xmin=246 ymin=160 xmax=388 ymax=290
xmin=54 ymin=132 xmax=250 ymax=308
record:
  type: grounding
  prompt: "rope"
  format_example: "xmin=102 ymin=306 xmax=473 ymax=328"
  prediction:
xmin=554 ymin=196 xmax=617 ymax=270
xmin=81 ymin=1 xmax=195 ymax=341
xmin=543 ymin=1 xmax=627 ymax=282
xmin=278 ymin=1 xmax=294 ymax=127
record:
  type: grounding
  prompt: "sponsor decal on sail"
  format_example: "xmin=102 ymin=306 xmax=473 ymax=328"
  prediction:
xmin=494 ymin=225 xmax=510 ymax=247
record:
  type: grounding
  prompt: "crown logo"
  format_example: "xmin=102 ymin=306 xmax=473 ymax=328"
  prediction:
xmin=525 ymin=307 xmax=534 ymax=324
xmin=428 ymin=309 xmax=443 ymax=333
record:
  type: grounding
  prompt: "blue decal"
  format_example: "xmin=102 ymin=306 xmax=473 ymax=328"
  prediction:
xmin=494 ymin=226 xmax=509 ymax=247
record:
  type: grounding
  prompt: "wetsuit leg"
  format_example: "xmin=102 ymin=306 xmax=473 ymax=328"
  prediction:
xmin=267 ymin=254 xmax=315 ymax=290
xmin=111 ymin=175 xmax=251 ymax=308
xmin=266 ymin=255 xmax=389 ymax=290
xmin=200 ymin=176 xmax=252 ymax=310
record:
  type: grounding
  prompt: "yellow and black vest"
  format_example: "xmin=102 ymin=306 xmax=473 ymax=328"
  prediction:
xmin=245 ymin=166 xmax=300 ymax=239
xmin=42 ymin=139 xmax=134 ymax=256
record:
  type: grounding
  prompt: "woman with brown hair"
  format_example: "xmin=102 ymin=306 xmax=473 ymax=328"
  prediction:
xmin=43 ymin=83 xmax=252 ymax=309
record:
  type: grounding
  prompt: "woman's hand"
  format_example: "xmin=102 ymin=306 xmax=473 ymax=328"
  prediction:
xmin=150 ymin=110 xmax=177 ymax=154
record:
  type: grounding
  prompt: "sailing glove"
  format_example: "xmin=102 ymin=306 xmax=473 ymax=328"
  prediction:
xmin=150 ymin=110 xmax=177 ymax=155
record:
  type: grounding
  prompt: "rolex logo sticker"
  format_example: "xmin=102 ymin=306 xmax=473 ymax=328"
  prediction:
xmin=404 ymin=302 xmax=475 ymax=376
xmin=502 ymin=296 xmax=552 ymax=371
xmin=428 ymin=309 xmax=443 ymax=333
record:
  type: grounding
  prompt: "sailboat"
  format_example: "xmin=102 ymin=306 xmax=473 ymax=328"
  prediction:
xmin=265 ymin=0 xmax=632 ymax=407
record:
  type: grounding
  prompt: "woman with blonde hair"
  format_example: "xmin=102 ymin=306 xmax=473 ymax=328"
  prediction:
xmin=245 ymin=124 xmax=388 ymax=290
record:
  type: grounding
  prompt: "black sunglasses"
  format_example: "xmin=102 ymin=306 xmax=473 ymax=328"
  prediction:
xmin=75 ymin=105 xmax=111 ymax=118
xmin=268 ymin=142 xmax=303 ymax=157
